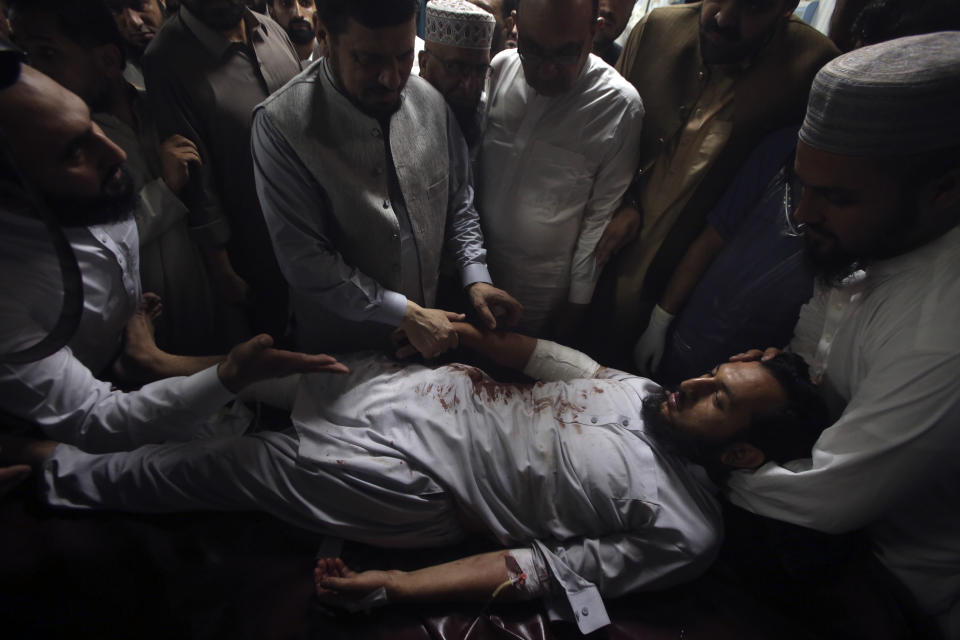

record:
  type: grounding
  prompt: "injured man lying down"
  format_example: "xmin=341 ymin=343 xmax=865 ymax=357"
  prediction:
xmin=14 ymin=324 xmax=826 ymax=634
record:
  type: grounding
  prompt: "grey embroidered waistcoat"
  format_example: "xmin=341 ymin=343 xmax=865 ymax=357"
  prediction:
xmin=261 ymin=64 xmax=450 ymax=350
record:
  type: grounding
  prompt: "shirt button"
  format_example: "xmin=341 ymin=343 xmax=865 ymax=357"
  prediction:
xmin=657 ymin=136 xmax=665 ymax=144
xmin=382 ymin=200 xmax=390 ymax=209
xmin=392 ymin=233 xmax=399 ymax=240
xmin=621 ymin=419 xmax=629 ymax=426
xmin=581 ymin=607 xmax=589 ymax=616
xmin=590 ymin=417 xmax=598 ymax=424
xmin=371 ymin=128 xmax=381 ymax=138
xmin=697 ymin=70 xmax=705 ymax=81
xmin=637 ymin=168 xmax=645 ymax=176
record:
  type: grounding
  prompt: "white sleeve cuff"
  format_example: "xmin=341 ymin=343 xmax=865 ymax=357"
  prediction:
xmin=461 ymin=262 xmax=492 ymax=287
xmin=380 ymin=291 xmax=409 ymax=327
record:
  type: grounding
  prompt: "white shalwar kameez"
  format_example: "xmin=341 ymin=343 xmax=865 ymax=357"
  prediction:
xmin=727 ymin=226 xmax=960 ymax=637
xmin=479 ymin=51 xmax=643 ymax=333
xmin=42 ymin=352 xmax=720 ymax=634
xmin=0 ymin=208 xmax=247 ymax=452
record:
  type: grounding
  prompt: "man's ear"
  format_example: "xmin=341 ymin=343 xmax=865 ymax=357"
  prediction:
xmin=719 ymin=442 xmax=766 ymax=469
xmin=417 ymin=49 xmax=427 ymax=73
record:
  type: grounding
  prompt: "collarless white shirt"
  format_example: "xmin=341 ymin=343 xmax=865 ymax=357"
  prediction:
xmin=0 ymin=208 xmax=237 ymax=452
xmin=728 ymin=226 xmax=960 ymax=635
xmin=479 ymin=52 xmax=644 ymax=332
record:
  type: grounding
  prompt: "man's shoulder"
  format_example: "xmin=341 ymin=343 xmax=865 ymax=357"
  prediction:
xmin=777 ymin=15 xmax=841 ymax=64
xmin=143 ymin=13 xmax=192 ymax=63
xmin=403 ymin=74 xmax=449 ymax=111
xmin=633 ymin=3 xmax=701 ymax=44
xmin=142 ymin=14 xmax=208 ymax=84
xmin=581 ymin=54 xmax=643 ymax=109
xmin=250 ymin=9 xmax=295 ymax=47
xmin=259 ymin=61 xmax=321 ymax=112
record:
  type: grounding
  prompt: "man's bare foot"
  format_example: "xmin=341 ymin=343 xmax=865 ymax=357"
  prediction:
xmin=112 ymin=294 xmax=167 ymax=387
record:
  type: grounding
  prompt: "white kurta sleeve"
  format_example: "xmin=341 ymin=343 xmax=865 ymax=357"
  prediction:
xmin=531 ymin=524 xmax=719 ymax=634
xmin=0 ymin=347 xmax=237 ymax=453
xmin=567 ymin=93 xmax=644 ymax=304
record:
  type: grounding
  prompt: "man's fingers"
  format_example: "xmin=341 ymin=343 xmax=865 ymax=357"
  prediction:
xmin=761 ymin=347 xmax=781 ymax=361
xmin=729 ymin=349 xmax=764 ymax=362
xmin=389 ymin=328 xmax=408 ymax=347
xmin=444 ymin=311 xmax=467 ymax=322
xmin=177 ymin=149 xmax=202 ymax=164
xmin=594 ymin=235 xmax=614 ymax=268
xmin=475 ymin=301 xmax=497 ymax=330
xmin=317 ymin=363 xmax=350 ymax=375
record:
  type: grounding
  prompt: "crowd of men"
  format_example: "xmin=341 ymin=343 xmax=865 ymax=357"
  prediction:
xmin=0 ymin=0 xmax=958 ymax=637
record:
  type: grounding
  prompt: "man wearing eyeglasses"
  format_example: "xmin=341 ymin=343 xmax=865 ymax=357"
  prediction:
xmin=419 ymin=0 xmax=494 ymax=157
xmin=477 ymin=0 xmax=643 ymax=340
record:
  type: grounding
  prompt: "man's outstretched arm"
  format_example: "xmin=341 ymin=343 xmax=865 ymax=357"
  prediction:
xmin=450 ymin=323 xmax=602 ymax=382
xmin=314 ymin=550 xmax=536 ymax=607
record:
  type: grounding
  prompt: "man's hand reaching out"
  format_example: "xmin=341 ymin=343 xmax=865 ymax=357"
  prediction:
xmin=394 ymin=301 xmax=464 ymax=359
xmin=217 ymin=334 xmax=349 ymax=393
xmin=467 ymin=282 xmax=523 ymax=330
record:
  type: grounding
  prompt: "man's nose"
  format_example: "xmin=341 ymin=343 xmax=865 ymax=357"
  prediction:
xmin=793 ymin=186 xmax=820 ymax=225
xmin=460 ymin=71 xmax=483 ymax=93
xmin=294 ymin=3 xmax=305 ymax=17
xmin=715 ymin=2 xmax=740 ymax=29
xmin=379 ymin=61 xmax=402 ymax=90
xmin=122 ymin=7 xmax=145 ymax=28
xmin=94 ymin=123 xmax=128 ymax=167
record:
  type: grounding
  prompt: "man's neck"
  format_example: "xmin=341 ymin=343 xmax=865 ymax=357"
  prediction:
xmin=295 ymin=39 xmax=315 ymax=61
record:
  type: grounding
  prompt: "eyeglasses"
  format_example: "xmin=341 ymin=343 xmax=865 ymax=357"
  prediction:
xmin=516 ymin=39 xmax=583 ymax=68
xmin=781 ymin=165 xmax=807 ymax=238
xmin=423 ymin=50 xmax=492 ymax=80
xmin=517 ymin=50 xmax=581 ymax=67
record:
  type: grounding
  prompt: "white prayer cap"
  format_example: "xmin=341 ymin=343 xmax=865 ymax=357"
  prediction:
xmin=424 ymin=0 xmax=495 ymax=51
xmin=799 ymin=31 xmax=960 ymax=157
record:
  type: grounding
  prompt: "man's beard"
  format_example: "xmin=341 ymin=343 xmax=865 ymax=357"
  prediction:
xmin=328 ymin=49 xmax=403 ymax=119
xmin=803 ymin=233 xmax=861 ymax=287
xmin=698 ymin=14 xmax=776 ymax=65
xmin=802 ymin=194 xmax=918 ymax=286
xmin=451 ymin=103 xmax=481 ymax=148
xmin=641 ymin=389 xmax=717 ymax=465
xmin=286 ymin=17 xmax=315 ymax=45
xmin=45 ymin=165 xmax=137 ymax=228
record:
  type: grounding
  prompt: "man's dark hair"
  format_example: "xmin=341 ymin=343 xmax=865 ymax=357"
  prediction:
xmin=739 ymin=352 xmax=830 ymax=465
xmin=9 ymin=0 xmax=127 ymax=64
xmin=318 ymin=0 xmax=419 ymax=38
xmin=852 ymin=0 xmax=960 ymax=47
xmin=517 ymin=0 xmax=599 ymax=20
